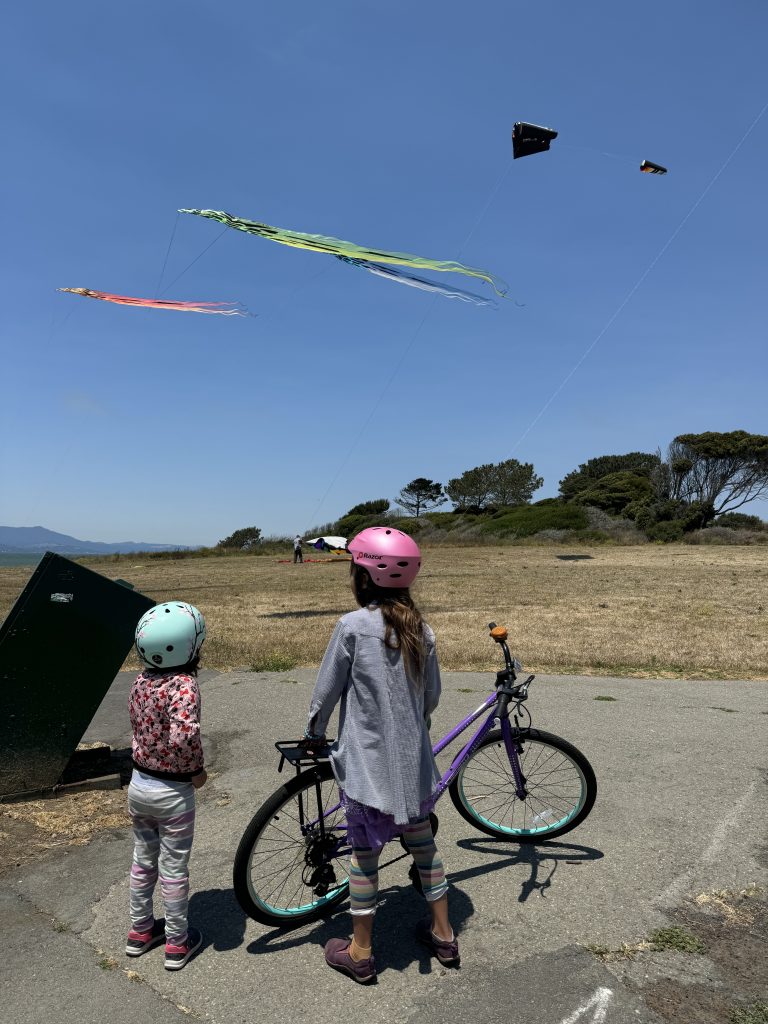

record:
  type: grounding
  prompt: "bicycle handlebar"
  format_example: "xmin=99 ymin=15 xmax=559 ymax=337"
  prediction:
xmin=488 ymin=622 xmax=535 ymax=718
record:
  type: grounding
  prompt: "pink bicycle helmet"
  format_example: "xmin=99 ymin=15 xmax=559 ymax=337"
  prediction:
xmin=348 ymin=527 xmax=422 ymax=588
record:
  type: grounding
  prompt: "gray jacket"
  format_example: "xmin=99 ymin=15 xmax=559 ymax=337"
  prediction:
xmin=307 ymin=606 xmax=442 ymax=824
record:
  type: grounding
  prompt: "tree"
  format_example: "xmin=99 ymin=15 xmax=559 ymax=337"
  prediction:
xmin=335 ymin=498 xmax=391 ymax=537
xmin=344 ymin=499 xmax=390 ymax=517
xmin=559 ymin=452 xmax=660 ymax=500
xmin=395 ymin=478 xmax=447 ymax=517
xmin=664 ymin=431 xmax=768 ymax=525
xmin=446 ymin=459 xmax=543 ymax=509
xmin=572 ymin=471 xmax=655 ymax=514
xmin=217 ymin=526 xmax=262 ymax=550
xmin=446 ymin=464 xmax=495 ymax=509
xmin=491 ymin=459 xmax=543 ymax=505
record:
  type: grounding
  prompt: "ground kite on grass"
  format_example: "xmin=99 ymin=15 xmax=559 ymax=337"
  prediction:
xmin=179 ymin=209 xmax=508 ymax=298
xmin=305 ymin=536 xmax=348 ymax=554
xmin=57 ymin=288 xmax=250 ymax=316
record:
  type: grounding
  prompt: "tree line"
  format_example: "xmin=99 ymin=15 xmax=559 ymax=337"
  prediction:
xmin=217 ymin=430 xmax=768 ymax=547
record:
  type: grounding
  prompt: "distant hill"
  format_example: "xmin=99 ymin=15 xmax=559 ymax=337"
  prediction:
xmin=0 ymin=526 xmax=191 ymax=555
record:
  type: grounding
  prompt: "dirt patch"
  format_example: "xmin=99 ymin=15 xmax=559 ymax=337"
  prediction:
xmin=599 ymin=886 xmax=768 ymax=1023
xmin=0 ymin=789 xmax=129 ymax=876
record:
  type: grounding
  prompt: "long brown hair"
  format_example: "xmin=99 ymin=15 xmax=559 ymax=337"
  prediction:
xmin=351 ymin=564 xmax=426 ymax=686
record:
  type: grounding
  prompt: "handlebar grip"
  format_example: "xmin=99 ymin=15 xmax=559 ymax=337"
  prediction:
xmin=490 ymin=625 xmax=508 ymax=643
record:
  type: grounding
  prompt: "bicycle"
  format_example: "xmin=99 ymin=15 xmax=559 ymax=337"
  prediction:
xmin=233 ymin=622 xmax=597 ymax=925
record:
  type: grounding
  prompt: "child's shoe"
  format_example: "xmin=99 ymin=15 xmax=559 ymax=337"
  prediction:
xmin=164 ymin=927 xmax=203 ymax=971
xmin=324 ymin=938 xmax=377 ymax=984
xmin=416 ymin=919 xmax=460 ymax=965
xmin=125 ymin=920 xmax=165 ymax=957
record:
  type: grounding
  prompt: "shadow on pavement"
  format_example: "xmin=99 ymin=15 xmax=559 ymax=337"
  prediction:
xmin=454 ymin=838 xmax=604 ymax=902
xmin=246 ymin=878 xmax=475 ymax=976
xmin=189 ymin=887 xmax=247 ymax=952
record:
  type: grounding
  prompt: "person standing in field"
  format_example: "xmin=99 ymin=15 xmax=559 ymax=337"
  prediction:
xmin=301 ymin=527 xmax=457 ymax=983
xmin=293 ymin=535 xmax=303 ymax=563
xmin=126 ymin=602 xmax=207 ymax=971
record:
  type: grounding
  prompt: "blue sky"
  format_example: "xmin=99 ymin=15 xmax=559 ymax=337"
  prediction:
xmin=1 ymin=1 xmax=766 ymax=545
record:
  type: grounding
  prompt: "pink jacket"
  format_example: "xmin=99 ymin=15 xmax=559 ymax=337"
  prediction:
xmin=130 ymin=670 xmax=204 ymax=779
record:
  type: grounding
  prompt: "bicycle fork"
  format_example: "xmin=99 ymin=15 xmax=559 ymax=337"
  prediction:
xmin=500 ymin=716 xmax=528 ymax=801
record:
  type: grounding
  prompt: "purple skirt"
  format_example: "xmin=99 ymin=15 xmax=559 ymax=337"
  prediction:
xmin=341 ymin=790 xmax=436 ymax=852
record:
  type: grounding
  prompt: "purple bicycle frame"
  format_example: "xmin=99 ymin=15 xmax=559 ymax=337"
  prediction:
xmin=431 ymin=691 xmax=527 ymax=802
xmin=309 ymin=689 xmax=527 ymax=844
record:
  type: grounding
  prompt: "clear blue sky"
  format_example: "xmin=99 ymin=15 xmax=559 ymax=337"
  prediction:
xmin=1 ymin=1 xmax=766 ymax=545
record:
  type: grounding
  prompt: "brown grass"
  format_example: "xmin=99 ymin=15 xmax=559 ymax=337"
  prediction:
xmin=0 ymin=790 xmax=129 ymax=850
xmin=2 ymin=544 xmax=767 ymax=678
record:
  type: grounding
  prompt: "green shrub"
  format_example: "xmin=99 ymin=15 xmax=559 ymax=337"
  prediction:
xmin=480 ymin=501 xmax=589 ymax=538
xmin=646 ymin=520 xmax=685 ymax=542
xmin=714 ymin=512 xmax=767 ymax=531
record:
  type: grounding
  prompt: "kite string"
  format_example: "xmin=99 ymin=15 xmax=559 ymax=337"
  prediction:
xmin=509 ymin=96 xmax=768 ymax=455
xmin=303 ymin=161 xmax=515 ymax=532
xmin=158 ymin=225 xmax=229 ymax=297
xmin=154 ymin=211 xmax=180 ymax=297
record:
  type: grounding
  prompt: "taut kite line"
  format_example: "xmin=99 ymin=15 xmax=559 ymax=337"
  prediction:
xmin=179 ymin=209 xmax=508 ymax=298
xmin=57 ymin=288 xmax=250 ymax=316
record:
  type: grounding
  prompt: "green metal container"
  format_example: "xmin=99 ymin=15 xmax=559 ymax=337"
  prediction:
xmin=0 ymin=553 xmax=154 ymax=798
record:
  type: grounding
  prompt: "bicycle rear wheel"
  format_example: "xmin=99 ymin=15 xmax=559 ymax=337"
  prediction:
xmin=233 ymin=763 xmax=350 ymax=925
xmin=449 ymin=728 xmax=596 ymax=842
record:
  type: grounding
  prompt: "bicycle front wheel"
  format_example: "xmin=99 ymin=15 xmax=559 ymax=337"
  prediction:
xmin=233 ymin=763 xmax=350 ymax=925
xmin=449 ymin=728 xmax=596 ymax=843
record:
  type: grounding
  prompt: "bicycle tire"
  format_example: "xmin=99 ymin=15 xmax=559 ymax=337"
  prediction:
xmin=449 ymin=728 xmax=596 ymax=842
xmin=233 ymin=762 xmax=350 ymax=925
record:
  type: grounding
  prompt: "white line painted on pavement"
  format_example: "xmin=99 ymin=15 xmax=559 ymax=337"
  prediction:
xmin=661 ymin=781 xmax=757 ymax=905
xmin=559 ymin=986 xmax=613 ymax=1024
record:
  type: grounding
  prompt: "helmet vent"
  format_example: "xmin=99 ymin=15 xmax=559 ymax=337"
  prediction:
xmin=166 ymin=645 xmax=174 ymax=652
xmin=385 ymin=529 xmax=391 ymax=534
xmin=390 ymin=573 xmax=402 ymax=579
xmin=164 ymin=608 xmax=171 ymax=613
xmin=377 ymin=563 xmax=387 ymax=569
xmin=396 ymin=561 xmax=409 ymax=567
xmin=152 ymin=654 xmax=163 ymax=664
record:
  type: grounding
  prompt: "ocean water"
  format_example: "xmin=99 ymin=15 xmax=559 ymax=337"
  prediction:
xmin=0 ymin=553 xmax=43 ymax=568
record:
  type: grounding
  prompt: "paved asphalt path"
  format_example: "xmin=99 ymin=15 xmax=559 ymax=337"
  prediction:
xmin=4 ymin=668 xmax=767 ymax=1024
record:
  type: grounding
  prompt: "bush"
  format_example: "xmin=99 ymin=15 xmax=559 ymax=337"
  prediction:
xmin=646 ymin=520 xmax=685 ymax=542
xmin=683 ymin=527 xmax=768 ymax=545
xmin=572 ymin=472 xmax=655 ymax=514
xmin=714 ymin=512 xmax=767 ymax=531
xmin=480 ymin=501 xmax=589 ymax=538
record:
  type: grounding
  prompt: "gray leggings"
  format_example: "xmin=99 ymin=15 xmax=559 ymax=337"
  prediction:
xmin=128 ymin=781 xmax=196 ymax=943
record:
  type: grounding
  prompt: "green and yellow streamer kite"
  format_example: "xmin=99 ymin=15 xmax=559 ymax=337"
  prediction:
xmin=179 ymin=209 xmax=507 ymax=297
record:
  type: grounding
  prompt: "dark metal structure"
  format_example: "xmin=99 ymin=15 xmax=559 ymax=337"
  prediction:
xmin=0 ymin=553 xmax=154 ymax=798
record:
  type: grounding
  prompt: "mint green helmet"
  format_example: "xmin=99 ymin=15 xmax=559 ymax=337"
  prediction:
xmin=135 ymin=602 xmax=206 ymax=670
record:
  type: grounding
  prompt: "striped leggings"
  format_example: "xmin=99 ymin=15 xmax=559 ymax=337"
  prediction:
xmin=349 ymin=817 xmax=448 ymax=916
xmin=128 ymin=780 xmax=196 ymax=943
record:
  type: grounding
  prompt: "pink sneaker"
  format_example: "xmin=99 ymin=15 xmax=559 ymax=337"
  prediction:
xmin=164 ymin=927 xmax=203 ymax=971
xmin=125 ymin=920 xmax=165 ymax=957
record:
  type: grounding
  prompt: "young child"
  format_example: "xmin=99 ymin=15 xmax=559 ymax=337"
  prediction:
xmin=302 ymin=527 xmax=457 ymax=983
xmin=126 ymin=601 xmax=207 ymax=971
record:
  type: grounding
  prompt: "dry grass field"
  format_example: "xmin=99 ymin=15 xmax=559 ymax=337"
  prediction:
xmin=1 ymin=545 xmax=767 ymax=679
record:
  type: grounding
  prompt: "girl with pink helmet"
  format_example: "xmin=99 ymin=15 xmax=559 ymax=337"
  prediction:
xmin=303 ymin=526 xmax=457 ymax=983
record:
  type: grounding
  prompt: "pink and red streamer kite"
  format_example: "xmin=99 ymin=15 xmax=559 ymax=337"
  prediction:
xmin=57 ymin=287 xmax=250 ymax=316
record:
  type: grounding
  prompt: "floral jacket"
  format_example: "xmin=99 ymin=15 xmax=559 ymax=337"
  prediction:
xmin=130 ymin=670 xmax=204 ymax=780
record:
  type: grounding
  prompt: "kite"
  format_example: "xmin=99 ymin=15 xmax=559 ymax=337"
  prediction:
xmin=335 ymin=256 xmax=497 ymax=307
xmin=179 ymin=209 xmax=508 ymax=297
xmin=512 ymin=122 xmax=558 ymax=159
xmin=306 ymin=536 xmax=347 ymax=554
xmin=57 ymin=287 xmax=250 ymax=316
xmin=640 ymin=160 xmax=667 ymax=175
